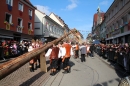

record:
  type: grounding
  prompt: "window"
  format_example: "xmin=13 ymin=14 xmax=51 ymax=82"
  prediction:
xmin=123 ymin=0 xmax=125 ymax=6
xmin=112 ymin=10 xmax=113 ymax=17
xmin=115 ymin=5 xmax=118 ymax=13
xmin=47 ymin=24 xmax=49 ymax=30
xmin=29 ymin=9 xmax=32 ymax=16
xmin=116 ymin=21 xmax=119 ymax=28
xmin=52 ymin=27 xmax=55 ymax=33
xmin=28 ymin=23 xmax=32 ymax=29
xmin=128 ymin=12 xmax=130 ymax=22
xmin=122 ymin=15 xmax=127 ymax=24
xmin=18 ymin=18 xmax=22 ymax=26
xmin=6 ymin=0 xmax=13 ymax=6
xmin=50 ymin=26 xmax=52 ymax=32
xmin=18 ymin=3 xmax=23 ymax=12
xmin=5 ymin=13 xmax=12 ymax=23
xmin=35 ymin=28 xmax=40 ymax=29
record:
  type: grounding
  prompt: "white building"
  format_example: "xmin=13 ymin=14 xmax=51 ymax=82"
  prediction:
xmin=34 ymin=10 xmax=64 ymax=42
xmin=49 ymin=13 xmax=70 ymax=34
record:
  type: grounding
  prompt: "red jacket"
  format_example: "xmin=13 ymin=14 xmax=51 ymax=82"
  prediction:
xmin=50 ymin=47 xmax=59 ymax=59
xmin=63 ymin=43 xmax=71 ymax=58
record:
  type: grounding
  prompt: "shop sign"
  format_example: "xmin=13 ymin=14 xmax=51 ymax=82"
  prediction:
xmin=111 ymin=29 xmax=120 ymax=36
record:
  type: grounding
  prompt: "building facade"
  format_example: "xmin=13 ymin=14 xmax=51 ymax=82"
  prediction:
xmin=92 ymin=7 xmax=105 ymax=40
xmin=34 ymin=10 xmax=64 ymax=42
xmin=69 ymin=28 xmax=83 ymax=44
xmin=49 ymin=13 xmax=70 ymax=34
xmin=105 ymin=0 xmax=130 ymax=44
xmin=0 ymin=0 xmax=36 ymax=42
xmin=100 ymin=19 xmax=106 ymax=39
xmin=86 ymin=33 xmax=92 ymax=44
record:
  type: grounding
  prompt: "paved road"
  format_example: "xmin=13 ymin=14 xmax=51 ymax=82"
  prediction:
xmin=41 ymin=54 xmax=125 ymax=86
xmin=0 ymin=53 xmax=127 ymax=86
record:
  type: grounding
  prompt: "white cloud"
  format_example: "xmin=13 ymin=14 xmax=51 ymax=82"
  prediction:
xmin=35 ymin=5 xmax=50 ymax=15
xmin=63 ymin=0 xmax=78 ymax=10
xmin=99 ymin=0 xmax=108 ymax=6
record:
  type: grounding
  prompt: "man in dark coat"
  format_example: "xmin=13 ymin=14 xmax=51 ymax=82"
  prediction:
xmin=89 ymin=44 xmax=94 ymax=58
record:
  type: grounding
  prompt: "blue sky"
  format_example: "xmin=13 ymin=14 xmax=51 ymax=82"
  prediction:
xmin=30 ymin=0 xmax=114 ymax=39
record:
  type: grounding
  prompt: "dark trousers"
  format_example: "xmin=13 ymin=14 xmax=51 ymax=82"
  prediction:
xmin=63 ymin=57 xmax=70 ymax=69
xmin=75 ymin=50 xmax=79 ymax=58
xmin=89 ymin=51 xmax=94 ymax=57
xmin=57 ymin=58 xmax=62 ymax=70
xmin=81 ymin=54 xmax=86 ymax=62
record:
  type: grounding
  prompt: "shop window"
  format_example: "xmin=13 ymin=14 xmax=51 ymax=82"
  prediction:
xmin=28 ymin=23 xmax=32 ymax=29
xmin=18 ymin=3 xmax=23 ymax=12
xmin=6 ymin=0 xmax=13 ymax=6
xmin=116 ymin=21 xmax=119 ymax=28
xmin=18 ymin=18 xmax=22 ymax=26
xmin=5 ymin=13 xmax=12 ymax=23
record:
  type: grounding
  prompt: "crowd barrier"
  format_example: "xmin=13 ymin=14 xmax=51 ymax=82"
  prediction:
xmin=93 ymin=46 xmax=130 ymax=72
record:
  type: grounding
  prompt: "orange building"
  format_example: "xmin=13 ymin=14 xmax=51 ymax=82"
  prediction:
xmin=0 ymin=0 xmax=36 ymax=42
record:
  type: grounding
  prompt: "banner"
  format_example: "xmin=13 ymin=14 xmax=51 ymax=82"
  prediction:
xmin=128 ymin=21 xmax=130 ymax=31
xmin=120 ymin=26 xmax=124 ymax=33
xmin=28 ymin=30 xmax=32 ymax=35
xmin=6 ymin=23 xmax=10 ymax=30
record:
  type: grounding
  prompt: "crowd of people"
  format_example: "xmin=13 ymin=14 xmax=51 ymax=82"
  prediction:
xmin=94 ymin=43 xmax=130 ymax=72
xmin=0 ymin=39 xmax=44 ymax=72
xmin=44 ymin=39 xmax=94 ymax=76
xmin=3 ymin=38 xmax=129 ymax=76
xmin=0 ymin=40 xmax=29 ymax=60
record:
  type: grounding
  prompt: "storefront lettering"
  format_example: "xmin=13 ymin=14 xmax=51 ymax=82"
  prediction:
xmin=112 ymin=29 xmax=120 ymax=36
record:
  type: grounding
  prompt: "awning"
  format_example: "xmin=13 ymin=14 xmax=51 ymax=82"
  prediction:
xmin=0 ymin=35 xmax=13 ymax=39
xmin=106 ymin=31 xmax=130 ymax=40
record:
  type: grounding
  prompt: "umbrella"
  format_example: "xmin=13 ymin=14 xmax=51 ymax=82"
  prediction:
xmin=93 ymin=40 xmax=100 ymax=44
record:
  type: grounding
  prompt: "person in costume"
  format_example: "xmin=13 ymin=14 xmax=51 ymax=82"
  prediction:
xmin=62 ymin=39 xmax=73 ymax=74
xmin=45 ymin=44 xmax=60 ymax=76
xmin=74 ymin=42 xmax=79 ymax=59
xmin=57 ymin=41 xmax=66 ymax=71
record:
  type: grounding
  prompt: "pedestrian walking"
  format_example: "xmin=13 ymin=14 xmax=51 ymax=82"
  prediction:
xmin=80 ymin=42 xmax=87 ymax=62
xmin=89 ymin=44 xmax=94 ymax=58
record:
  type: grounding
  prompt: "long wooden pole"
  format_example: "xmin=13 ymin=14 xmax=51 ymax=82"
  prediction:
xmin=0 ymin=30 xmax=74 ymax=80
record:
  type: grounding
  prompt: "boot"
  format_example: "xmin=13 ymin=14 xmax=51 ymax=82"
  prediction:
xmin=67 ymin=67 xmax=71 ymax=73
xmin=62 ymin=69 xmax=68 ymax=74
xmin=50 ymin=72 xmax=54 ymax=76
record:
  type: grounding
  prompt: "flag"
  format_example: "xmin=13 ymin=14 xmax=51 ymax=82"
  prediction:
xmin=121 ymin=26 xmax=124 ymax=33
xmin=128 ymin=21 xmax=130 ymax=31
xmin=6 ymin=23 xmax=10 ymax=30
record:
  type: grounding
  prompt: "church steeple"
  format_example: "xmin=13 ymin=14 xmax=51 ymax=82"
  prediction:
xmin=97 ymin=6 xmax=100 ymax=13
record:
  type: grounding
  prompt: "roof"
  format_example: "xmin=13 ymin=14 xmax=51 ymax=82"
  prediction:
xmin=50 ymin=13 xmax=69 ymax=29
xmin=36 ymin=10 xmax=46 ymax=15
xmin=23 ymin=0 xmax=37 ymax=9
